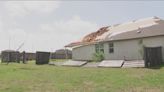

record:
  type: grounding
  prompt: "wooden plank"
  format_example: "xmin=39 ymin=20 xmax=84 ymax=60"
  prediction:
xmin=62 ymin=60 xmax=87 ymax=67
xmin=83 ymin=62 xmax=100 ymax=68
xmin=122 ymin=60 xmax=145 ymax=68
xmin=98 ymin=60 xmax=124 ymax=68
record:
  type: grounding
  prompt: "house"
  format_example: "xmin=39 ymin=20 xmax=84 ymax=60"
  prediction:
xmin=1 ymin=50 xmax=20 ymax=63
xmin=65 ymin=17 xmax=164 ymax=67
xmin=20 ymin=52 xmax=36 ymax=61
xmin=51 ymin=49 xmax=72 ymax=59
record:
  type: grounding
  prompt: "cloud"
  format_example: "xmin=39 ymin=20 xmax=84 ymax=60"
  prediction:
xmin=0 ymin=19 xmax=2 ymax=31
xmin=40 ymin=15 xmax=98 ymax=37
xmin=4 ymin=1 xmax=60 ymax=17
xmin=0 ymin=15 xmax=98 ymax=52
xmin=26 ymin=15 xmax=98 ymax=51
xmin=0 ymin=1 xmax=99 ymax=52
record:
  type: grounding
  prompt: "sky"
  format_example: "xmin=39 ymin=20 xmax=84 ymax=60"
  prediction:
xmin=0 ymin=1 xmax=164 ymax=52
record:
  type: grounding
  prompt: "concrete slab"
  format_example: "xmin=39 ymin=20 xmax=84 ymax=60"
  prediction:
xmin=122 ymin=60 xmax=145 ymax=68
xmin=49 ymin=62 xmax=66 ymax=66
xmin=98 ymin=60 xmax=124 ymax=68
xmin=49 ymin=62 xmax=55 ymax=65
xmin=62 ymin=60 xmax=87 ymax=67
xmin=83 ymin=62 xmax=100 ymax=68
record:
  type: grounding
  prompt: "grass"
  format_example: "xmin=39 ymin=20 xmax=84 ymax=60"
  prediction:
xmin=50 ymin=59 xmax=69 ymax=62
xmin=0 ymin=60 xmax=164 ymax=92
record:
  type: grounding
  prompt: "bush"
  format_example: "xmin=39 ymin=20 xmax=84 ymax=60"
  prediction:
xmin=92 ymin=52 xmax=104 ymax=62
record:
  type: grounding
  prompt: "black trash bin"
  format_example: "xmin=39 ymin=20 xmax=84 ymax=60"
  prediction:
xmin=36 ymin=51 xmax=50 ymax=65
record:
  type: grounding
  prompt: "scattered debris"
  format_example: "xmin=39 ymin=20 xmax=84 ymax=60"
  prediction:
xmin=122 ymin=60 xmax=145 ymax=68
xmin=82 ymin=26 xmax=109 ymax=42
xmin=98 ymin=60 xmax=124 ymax=68
xmin=65 ymin=26 xmax=110 ymax=47
xmin=62 ymin=60 xmax=87 ymax=67
xmin=83 ymin=62 xmax=100 ymax=68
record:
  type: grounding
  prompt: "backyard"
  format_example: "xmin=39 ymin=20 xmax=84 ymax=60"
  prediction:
xmin=0 ymin=60 xmax=164 ymax=92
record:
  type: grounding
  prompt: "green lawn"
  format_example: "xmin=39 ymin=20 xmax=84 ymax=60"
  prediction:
xmin=0 ymin=61 xmax=164 ymax=92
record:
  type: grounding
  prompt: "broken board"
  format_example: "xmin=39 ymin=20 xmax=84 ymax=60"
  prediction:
xmin=49 ymin=62 xmax=66 ymax=66
xmin=83 ymin=62 xmax=100 ymax=68
xmin=98 ymin=60 xmax=124 ymax=68
xmin=122 ymin=60 xmax=145 ymax=68
xmin=62 ymin=60 xmax=87 ymax=67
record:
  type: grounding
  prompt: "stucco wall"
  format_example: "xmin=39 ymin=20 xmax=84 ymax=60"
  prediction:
xmin=72 ymin=36 xmax=164 ymax=61
xmin=105 ymin=36 xmax=164 ymax=61
xmin=104 ymin=39 xmax=142 ymax=60
xmin=72 ymin=44 xmax=95 ymax=61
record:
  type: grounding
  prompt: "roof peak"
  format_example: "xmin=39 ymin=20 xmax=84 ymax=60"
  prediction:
xmin=111 ymin=16 xmax=161 ymax=28
xmin=134 ymin=16 xmax=161 ymax=22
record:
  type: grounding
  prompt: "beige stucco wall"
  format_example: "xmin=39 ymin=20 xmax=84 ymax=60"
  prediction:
xmin=72 ymin=36 xmax=164 ymax=61
xmin=72 ymin=44 xmax=95 ymax=61
xmin=105 ymin=36 xmax=164 ymax=61
xmin=104 ymin=39 xmax=142 ymax=60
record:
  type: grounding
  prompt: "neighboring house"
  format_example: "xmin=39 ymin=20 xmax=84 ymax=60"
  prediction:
xmin=1 ymin=50 xmax=20 ymax=63
xmin=1 ymin=50 xmax=36 ymax=63
xmin=65 ymin=17 xmax=164 ymax=64
xmin=51 ymin=49 xmax=72 ymax=59
xmin=20 ymin=52 xmax=36 ymax=61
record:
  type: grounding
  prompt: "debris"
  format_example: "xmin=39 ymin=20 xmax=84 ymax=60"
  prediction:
xmin=122 ymin=60 xmax=145 ymax=68
xmin=82 ymin=26 xmax=109 ymax=42
xmin=65 ymin=26 xmax=109 ymax=47
xmin=98 ymin=60 xmax=124 ymax=68
xmin=62 ymin=60 xmax=87 ymax=67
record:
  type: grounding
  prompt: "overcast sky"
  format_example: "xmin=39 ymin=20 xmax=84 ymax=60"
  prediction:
xmin=0 ymin=1 xmax=164 ymax=52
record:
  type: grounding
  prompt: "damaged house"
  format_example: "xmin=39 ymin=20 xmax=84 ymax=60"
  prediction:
xmin=66 ymin=17 xmax=164 ymax=67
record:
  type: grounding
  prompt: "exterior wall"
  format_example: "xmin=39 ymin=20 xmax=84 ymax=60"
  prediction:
xmin=104 ymin=39 xmax=142 ymax=60
xmin=143 ymin=36 xmax=164 ymax=62
xmin=72 ymin=44 xmax=95 ymax=61
xmin=105 ymin=36 xmax=164 ymax=61
xmin=72 ymin=36 xmax=164 ymax=61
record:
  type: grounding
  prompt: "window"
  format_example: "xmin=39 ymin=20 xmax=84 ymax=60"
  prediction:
xmin=138 ymin=39 xmax=143 ymax=45
xmin=95 ymin=43 xmax=104 ymax=53
xmin=95 ymin=44 xmax=99 ymax=53
xmin=109 ymin=42 xmax=114 ymax=53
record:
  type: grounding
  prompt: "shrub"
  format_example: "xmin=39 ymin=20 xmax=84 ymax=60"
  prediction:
xmin=92 ymin=51 xmax=104 ymax=62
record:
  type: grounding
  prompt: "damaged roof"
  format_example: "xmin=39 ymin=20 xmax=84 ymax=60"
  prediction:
xmin=82 ymin=26 xmax=110 ymax=42
xmin=66 ymin=16 xmax=164 ymax=48
xmin=65 ymin=26 xmax=110 ymax=47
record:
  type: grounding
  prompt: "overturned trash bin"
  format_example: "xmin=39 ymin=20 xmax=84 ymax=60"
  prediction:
xmin=36 ymin=51 xmax=50 ymax=65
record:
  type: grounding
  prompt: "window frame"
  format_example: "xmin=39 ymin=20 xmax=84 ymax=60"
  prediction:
xmin=109 ymin=42 xmax=114 ymax=53
xmin=95 ymin=43 xmax=104 ymax=53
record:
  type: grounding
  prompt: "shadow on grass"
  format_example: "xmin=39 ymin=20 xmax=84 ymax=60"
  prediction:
xmin=147 ymin=63 xmax=164 ymax=69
